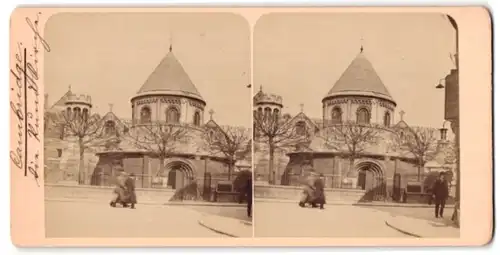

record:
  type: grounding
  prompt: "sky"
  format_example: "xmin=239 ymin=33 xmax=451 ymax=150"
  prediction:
xmin=44 ymin=12 xmax=251 ymax=127
xmin=254 ymin=12 xmax=456 ymax=128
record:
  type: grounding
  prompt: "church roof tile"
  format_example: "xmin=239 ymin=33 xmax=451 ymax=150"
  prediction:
xmin=135 ymin=50 xmax=204 ymax=102
xmin=323 ymin=52 xmax=395 ymax=104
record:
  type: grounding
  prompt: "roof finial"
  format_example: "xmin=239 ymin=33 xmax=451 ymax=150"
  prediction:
xmin=300 ymin=103 xmax=304 ymax=113
xmin=209 ymin=109 xmax=214 ymax=120
xmin=169 ymin=31 xmax=173 ymax=52
xmin=109 ymin=103 xmax=114 ymax=112
xmin=399 ymin=110 xmax=406 ymax=121
xmin=360 ymin=37 xmax=364 ymax=53
xmin=259 ymin=85 xmax=263 ymax=92
xmin=68 ymin=84 xmax=72 ymax=92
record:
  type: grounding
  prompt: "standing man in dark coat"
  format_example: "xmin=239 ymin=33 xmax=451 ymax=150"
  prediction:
xmin=432 ymin=172 xmax=449 ymax=218
xmin=125 ymin=173 xmax=138 ymax=209
xmin=312 ymin=173 xmax=326 ymax=209
xmin=246 ymin=178 xmax=252 ymax=218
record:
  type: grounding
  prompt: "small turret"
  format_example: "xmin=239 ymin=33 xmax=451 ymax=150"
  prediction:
xmin=64 ymin=93 xmax=92 ymax=118
xmin=253 ymin=86 xmax=283 ymax=116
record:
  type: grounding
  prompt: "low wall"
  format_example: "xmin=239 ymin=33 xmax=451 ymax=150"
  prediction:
xmin=404 ymin=192 xmax=455 ymax=205
xmin=254 ymin=184 xmax=365 ymax=204
xmin=45 ymin=183 xmax=176 ymax=204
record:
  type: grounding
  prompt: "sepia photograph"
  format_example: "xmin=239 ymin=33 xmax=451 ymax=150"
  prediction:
xmin=252 ymin=12 xmax=460 ymax=238
xmin=9 ymin=7 xmax=492 ymax=247
xmin=43 ymin=12 xmax=253 ymax=238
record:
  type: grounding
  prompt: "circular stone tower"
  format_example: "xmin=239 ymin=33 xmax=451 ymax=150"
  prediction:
xmin=130 ymin=47 xmax=206 ymax=127
xmin=322 ymin=50 xmax=397 ymax=127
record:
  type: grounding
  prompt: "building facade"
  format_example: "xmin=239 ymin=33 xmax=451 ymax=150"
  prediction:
xmin=45 ymin=48 xmax=251 ymax=190
xmin=253 ymin=49 xmax=456 ymax=201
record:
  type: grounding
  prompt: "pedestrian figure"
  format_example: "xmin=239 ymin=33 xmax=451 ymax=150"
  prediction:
xmin=110 ymin=171 xmax=137 ymax=209
xmin=311 ymin=173 xmax=326 ymax=209
xmin=299 ymin=171 xmax=325 ymax=209
xmin=246 ymin=178 xmax=252 ymax=218
xmin=432 ymin=172 xmax=449 ymax=218
xmin=124 ymin=173 xmax=137 ymax=209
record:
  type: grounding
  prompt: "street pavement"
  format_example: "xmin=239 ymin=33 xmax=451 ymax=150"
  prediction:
xmin=45 ymin=200 xmax=228 ymax=238
xmin=254 ymin=201 xmax=408 ymax=238
xmin=187 ymin=204 xmax=250 ymax=221
xmin=360 ymin=205 xmax=454 ymax=223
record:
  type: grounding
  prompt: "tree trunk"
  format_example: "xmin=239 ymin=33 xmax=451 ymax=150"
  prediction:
xmin=417 ymin=157 xmax=423 ymax=182
xmin=268 ymin=146 xmax=275 ymax=185
xmin=158 ymin=156 xmax=165 ymax=176
xmin=417 ymin=165 xmax=421 ymax=182
xmin=78 ymin=137 xmax=85 ymax=185
xmin=228 ymin=157 xmax=234 ymax=181
xmin=349 ymin=158 xmax=354 ymax=188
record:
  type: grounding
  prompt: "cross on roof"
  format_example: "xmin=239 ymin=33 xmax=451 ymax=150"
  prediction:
xmin=169 ymin=32 xmax=173 ymax=52
xmin=399 ymin=110 xmax=406 ymax=121
xmin=209 ymin=109 xmax=214 ymax=120
xmin=300 ymin=103 xmax=304 ymax=112
xmin=360 ymin=37 xmax=364 ymax=53
xmin=109 ymin=103 xmax=114 ymax=112
xmin=68 ymin=84 xmax=72 ymax=92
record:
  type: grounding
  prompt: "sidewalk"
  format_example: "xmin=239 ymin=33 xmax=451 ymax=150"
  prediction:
xmin=255 ymin=198 xmax=435 ymax=208
xmin=45 ymin=197 xmax=246 ymax=207
xmin=198 ymin=214 xmax=252 ymax=238
xmin=385 ymin=215 xmax=460 ymax=238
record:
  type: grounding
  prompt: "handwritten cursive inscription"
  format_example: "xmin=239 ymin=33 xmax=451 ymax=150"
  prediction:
xmin=10 ymin=12 xmax=50 ymax=186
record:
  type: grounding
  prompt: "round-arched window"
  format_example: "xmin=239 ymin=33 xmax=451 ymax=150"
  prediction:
xmin=193 ymin=111 xmax=201 ymax=126
xmin=384 ymin=112 xmax=391 ymax=127
xmin=73 ymin=107 xmax=82 ymax=119
xmin=332 ymin=107 xmax=342 ymax=124
xmin=264 ymin=107 xmax=271 ymax=118
xmin=356 ymin=107 xmax=370 ymax=124
xmin=295 ymin=121 xmax=306 ymax=135
xmin=140 ymin=106 xmax=151 ymax=124
xmin=104 ymin=120 xmax=116 ymax=136
xmin=166 ymin=107 xmax=180 ymax=123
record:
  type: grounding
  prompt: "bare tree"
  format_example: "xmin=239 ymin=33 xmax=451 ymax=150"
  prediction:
xmin=203 ymin=125 xmax=251 ymax=180
xmin=442 ymin=140 xmax=458 ymax=165
xmin=321 ymin=121 xmax=382 ymax=178
xmin=392 ymin=126 xmax=438 ymax=181
xmin=253 ymin=111 xmax=309 ymax=184
xmin=59 ymin=110 xmax=102 ymax=184
xmin=130 ymin=123 xmax=190 ymax=176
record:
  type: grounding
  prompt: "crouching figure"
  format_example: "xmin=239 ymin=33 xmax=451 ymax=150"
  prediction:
xmin=110 ymin=171 xmax=137 ymax=209
xmin=299 ymin=172 xmax=326 ymax=209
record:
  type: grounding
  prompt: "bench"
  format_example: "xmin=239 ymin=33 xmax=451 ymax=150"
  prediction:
xmin=403 ymin=182 xmax=431 ymax=204
xmin=213 ymin=181 xmax=240 ymax=202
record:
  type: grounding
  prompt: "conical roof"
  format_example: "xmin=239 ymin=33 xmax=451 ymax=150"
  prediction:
xmin=323 ymin=52 xmax=395 ymax=104
xmin=134 ymin=50 xmax=205 ymax=103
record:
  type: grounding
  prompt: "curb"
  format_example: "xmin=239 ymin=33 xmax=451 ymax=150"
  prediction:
xmin=197 ymin=214 xmax=252 ymax=238
xmin=355 ymin=203 xmax=435 ymax=208
xmin=167 ymin=202 xmax=246 ymax=208
xmin=197 ymin=219 xmax=238 ymax=238
xmin=254 ymin=199 xmax=352 ymax=205
xmin=45 ymin=198 xmax=246 ymax=207
xmin=384 ymin=220 xmax=422 ymax=238
xmin=255 ymin=198 xmax=437 ymax=208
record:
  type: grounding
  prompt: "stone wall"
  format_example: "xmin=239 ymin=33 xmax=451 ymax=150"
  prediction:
xmin=284 ymin=153 xmax=421 ymax=188
xmin=254 ymin=184 xmax=365 ymax=204
xmin=91 ymin=153 xmax=231 ymax=189
xmin=45 ymin=183 xmax=176 ymax=204
xmin=45 ymin=137 xmax=99 ymax=184
xmin=253 ymin=145 xmax=289 ymax=183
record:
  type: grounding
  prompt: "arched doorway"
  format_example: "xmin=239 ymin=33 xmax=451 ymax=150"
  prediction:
xmin=355 ymin=161 xmax=386 ymax=201
xmin=165 ymin=160 xmax=195 ymax=190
